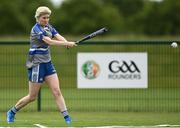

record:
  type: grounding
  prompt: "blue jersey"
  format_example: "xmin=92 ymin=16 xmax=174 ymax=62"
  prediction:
xmin=26 ymin=23 xmax=58 ymax=68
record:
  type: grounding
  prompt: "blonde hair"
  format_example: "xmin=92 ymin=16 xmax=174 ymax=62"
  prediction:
xmin=35 ymin=6 xmax=51 ymax=22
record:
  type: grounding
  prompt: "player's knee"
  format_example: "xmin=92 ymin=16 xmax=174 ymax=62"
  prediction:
xmin=53 ymin=89 xmax=61 ymax=98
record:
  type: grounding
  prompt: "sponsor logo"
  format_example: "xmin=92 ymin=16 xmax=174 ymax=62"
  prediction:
xmin=108 ymin=60 xmax=141 ymax=80
xmin=81 ymin=61 xmax=100 ymax=79
xmin=109 ymin=60 xmax=140 ymax=73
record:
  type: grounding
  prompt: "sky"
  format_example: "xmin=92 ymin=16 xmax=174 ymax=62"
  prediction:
xmin=50 ymin=0 xmax=64 ymax=7
xmin=50 ymin=0 xmax=163 ymax=7
xmin=150 ymin=0 xmax=163 ymax=2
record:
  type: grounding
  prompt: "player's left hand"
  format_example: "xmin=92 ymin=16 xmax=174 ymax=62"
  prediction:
xmin=65 ymin=41 xmax=77 ymax=48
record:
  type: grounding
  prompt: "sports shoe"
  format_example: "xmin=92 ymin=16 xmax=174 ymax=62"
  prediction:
xmin=7 ymin=110 xmax=15 ymax=123
xmin=64 ymin=115 xmax=72 ymax=124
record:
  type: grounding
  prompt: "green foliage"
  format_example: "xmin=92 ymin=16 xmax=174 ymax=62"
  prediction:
xmin=0 ymin=0 xmax=180 ymax=35
xmin=103 ymin=0 xmax=144 ymax=18
xmin=0 ymin=0 xmax=53 ymax=35
xmin=103 ymin=0 xmax=145 ymax=34
xmin=53 ymin=0 xmax=122 ymax=34
xmin=135 ymin=0 xmax=180 ymax=35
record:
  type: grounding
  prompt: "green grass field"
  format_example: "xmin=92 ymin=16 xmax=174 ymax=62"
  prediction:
xmin=1 ymin=88 xmax=180 ymax=112
xmin=1 ymin=112 xmax=180 ymax=127
xmin=1 ymin=87 xmax=180 ymax=127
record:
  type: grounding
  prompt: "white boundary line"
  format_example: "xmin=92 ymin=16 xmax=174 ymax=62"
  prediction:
xmin=90 ymin=125 xmax=180 ymax=128
xmin=0 ymin=127 xmax=35 ymax=128
xmin=34 ymin=124 xmax=47 ymax=128
xmin=156 ymin=124 xmax=180 ymax=127
xmin=1 ymin=124 xmax=180 ymax=128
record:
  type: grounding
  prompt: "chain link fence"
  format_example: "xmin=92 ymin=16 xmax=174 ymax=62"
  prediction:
xmin=0 ymin=41 xmax=179 ymax=112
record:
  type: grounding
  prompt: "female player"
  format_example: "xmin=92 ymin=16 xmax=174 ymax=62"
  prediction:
xmin=7 ymin=6 xmax=76 ymax=124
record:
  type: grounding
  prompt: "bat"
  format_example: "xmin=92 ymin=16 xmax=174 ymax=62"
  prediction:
xmin=76 ymin=27 xmax=108 ymax=44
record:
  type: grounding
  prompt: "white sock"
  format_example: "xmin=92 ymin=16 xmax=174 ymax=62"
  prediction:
xmin=11 ymin=107 xmax=18 ymax=114
xmin=61 ymin=110 xmax=69 ymax=117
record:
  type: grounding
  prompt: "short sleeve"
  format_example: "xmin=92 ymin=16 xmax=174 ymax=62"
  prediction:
xmin=50 ymin=26 xmax=59 ymax=38
xmin=32 ymin=26 xmax=46 ymax=41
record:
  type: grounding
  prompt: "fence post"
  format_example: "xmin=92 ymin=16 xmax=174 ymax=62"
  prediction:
xmin=37 ymin=89 xmax=41 ymax=111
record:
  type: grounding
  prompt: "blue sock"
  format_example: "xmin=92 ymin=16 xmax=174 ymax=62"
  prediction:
xmin=11 ymin=107 xmax=18 ymax=114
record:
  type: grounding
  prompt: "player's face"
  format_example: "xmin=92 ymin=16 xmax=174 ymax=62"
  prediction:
xmin=38 ymin=14 xmax=50 ymax=26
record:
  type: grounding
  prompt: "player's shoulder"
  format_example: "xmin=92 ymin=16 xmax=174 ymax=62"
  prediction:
xmin=31 ymin=23 xmax=42 ymax=34
xmin=47 ymin=23 xmax=53 ymax=27
xmin=47 ymin=24 xmax=55 ymax=30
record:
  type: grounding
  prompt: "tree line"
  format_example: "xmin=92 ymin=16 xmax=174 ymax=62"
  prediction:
xmin=0 ymin=0 xmax=180 ymax=36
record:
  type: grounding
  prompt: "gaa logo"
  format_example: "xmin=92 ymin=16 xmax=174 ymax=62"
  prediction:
xmin=81 ymin=61 xmax=100 ymax=79
xmin=109 ymin=60 xmax=140 ymax=73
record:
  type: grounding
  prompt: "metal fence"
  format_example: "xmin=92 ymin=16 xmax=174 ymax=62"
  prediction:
xmin=0 ymin=41 xmax=179 ymax=112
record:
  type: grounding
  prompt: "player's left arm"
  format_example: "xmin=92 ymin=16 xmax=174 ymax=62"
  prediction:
xmin=54 ymin=33 xmax=68 ymax=42
xmin=50 ymin=25 xmax=67 ymax=42
xmin=50 ymin=26 xmax=70 ymax=48
xmin=54 ymin=34 xmax=72 ymax=49
xmin=50 ymin=25 xmax=72 ymax=48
